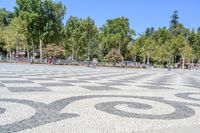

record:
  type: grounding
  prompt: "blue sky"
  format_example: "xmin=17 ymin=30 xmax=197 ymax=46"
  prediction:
xmin=1 ymin=0 xmax=200 ymax=35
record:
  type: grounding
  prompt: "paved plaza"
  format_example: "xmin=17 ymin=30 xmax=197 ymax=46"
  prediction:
xmin=0 ymin=63 xmax=200 ymax=133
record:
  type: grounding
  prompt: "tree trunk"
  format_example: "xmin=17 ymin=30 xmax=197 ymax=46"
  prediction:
xmin=182 ymin=56 xmax=185 ymax=69
xmin=6 ymin=52 xmax=9 ymax=61
xmin=32 ymin=38 xmax=35 ymax=60
xmin=174 ymin=56 xmax=176 ymax=64
xmin=9 ymin=51 xmax=12 ymax=61
xmin=75 ymin=46 xmax=80 ymax=61
xmin=134 ymin=56 xmax=136 ymax=65
xmin=72 ymin=45 xmax=75 ymax=61
xmin=143 ymin=58 xmax=146 ymax=64
xmin=27 ymin=50 xmax=30 ymax=62
xmin=39 ymin=39 xmax=43 ymax=62
xmin=146 ymin=52 xmax=150 ymax=65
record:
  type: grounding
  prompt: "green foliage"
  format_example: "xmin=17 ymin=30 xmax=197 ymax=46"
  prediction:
xmin=0 ymin=26 xmax=4 ymax=50
xmin=2 ymin=17 xmax=28 ymax=52
xmin=65 ymin=16 xmax=98 ymax=60
xmin=0 ymin=8 xmax=14 ymax=27
xmin=99 ymin=17 xmax=135 ymax=59
xmin=65 ymin=16 xmax=82 ymax=58
xmin=145 ymin=27 xmax=154 ymax=37
xmin=151 ymin=43 xmax=172 ymax=64
xmin=169 ymin=11 xmax=189 ymax=37
xmin=128 ymin=41 xmax=139 ymax=62
xmin=198 ymin=27 xmax=200 ymax=33
xmin=15 ymin=0 xmax=66 ymax=61
xmin=79 ymin=17 xmax=98 ymax=60
xmin=192 ymin=31 xmax=200 ymax=60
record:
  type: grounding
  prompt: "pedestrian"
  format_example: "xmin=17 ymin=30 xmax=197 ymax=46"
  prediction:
xmin=125 ymin=61 xmax=127 ymax=69
xmin=52 ymin=56 xmax=56 ymax=65
xmin=48 ymin=56 xmax=52 ymax=66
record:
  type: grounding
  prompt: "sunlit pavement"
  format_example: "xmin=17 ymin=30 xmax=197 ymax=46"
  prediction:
xmin=0 ymin=63 xmax=200 ymax=133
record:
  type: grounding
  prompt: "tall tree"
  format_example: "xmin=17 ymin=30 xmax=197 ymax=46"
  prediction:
xmin=65 ymin=16 xmax=98 ymax=61
xmin=142 ymin=37 xmax=156 ymax=65
xmin=15 ymin=0 xmax=66 ymax=62
xmin=169 ymin=11 xmax=188 ymax=37
xmin=192 ymin=30 xmax=200 ymax=62
xmin=100 ymin=17 xmax=135 ymax=59
xmin=128 ymin=41 xmax=139 ymax=64
xmin=172 ymin=35 xmax=193 ymax=68
xmin=170 ymin=11 xmax=179 ymax=29
xmin=152 ymin=27 xmax=170 ymax=45
xmin=2 ymin=17 xmax=28 ymax=60
xmin=65 ymin=16 xmax=83 ymax=60
xmin=151 ymin=41 xmax=173 ymax=65
xmin=0 ymin=8 xmax=14 ymax=53
xmin=81 ymin=17 xmax=98 ymax=61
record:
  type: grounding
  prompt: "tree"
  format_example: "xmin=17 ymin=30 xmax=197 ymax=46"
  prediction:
xmin=169 ymin=11 xmax=188 ymax=37
xmin=151 ymin=27 xmax=173 ymax=65
xmin=81 ymin=17 xmax=98 ymax=61
xmin=192 ymin=31 xmax=200 ymax=62
xmin=65 ymin=16 xmax=98 ymax=61
xmin=106 ymin=48 xmax=124 ymax=66
xmin=188 ymin=29 xmax=197 ymax=62
xmin=151 ymin=42 xmax=173 ymax=65
xmin=65 ymin=16 xmax=83 ymax=60
xmin=168 ymin=11 xmax=191 ymax=65
xmin=2 ymin=17 xmax=28 ymax=60
xmin=152 ymin=27 xmax=170 ymax=45
xmin=128 ymin=41 xmax=139 ymax=64
xmin=170 ymin=11 xmax=179 ymax=28
xmin=143 ymin=37 xmax=156 ymax=65
xmin=0 ymin=8 xmax=14 ymax=54
xmin=15 ymin=0 xmax=66 ymax=62
xmin=100 ymin=17 xmax=135 ymax=59
xmin=131 ymin=35 xmax=146 ymax=64
xmin=188 ymin=29 xmax=196 ymax=45
xmin=172 ymin=35 xmax=193 ymax=68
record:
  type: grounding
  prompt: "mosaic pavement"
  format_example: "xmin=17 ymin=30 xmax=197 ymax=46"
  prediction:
xmin=0 ymin=63 xmax=200 ymax=133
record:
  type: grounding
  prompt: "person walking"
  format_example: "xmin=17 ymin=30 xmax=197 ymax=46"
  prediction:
xmin=125 ymin=61 xmax=128 ymax=69
xmin=48 ymin=56 xmax=52 ymax=66
xmin=52 ymin=56 xmax=56 ymax=66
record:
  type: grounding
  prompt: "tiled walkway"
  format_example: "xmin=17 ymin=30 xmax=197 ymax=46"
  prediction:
xmin=0 ymin=63 xmax=200 ymax=133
